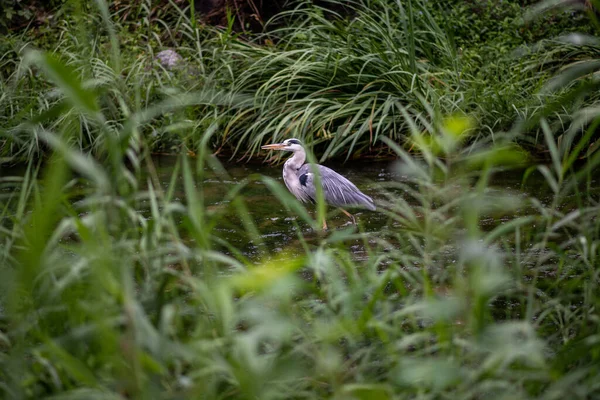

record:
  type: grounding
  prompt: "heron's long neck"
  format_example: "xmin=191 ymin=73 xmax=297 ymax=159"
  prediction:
xmin=282 ymin=148 xmax=309 ymax=202
xmin=285 ymin=148 xmax=306 ymax=171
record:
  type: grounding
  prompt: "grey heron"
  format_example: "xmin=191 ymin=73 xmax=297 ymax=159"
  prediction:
xmin=261 ymin=138 xmax=375 ymax=230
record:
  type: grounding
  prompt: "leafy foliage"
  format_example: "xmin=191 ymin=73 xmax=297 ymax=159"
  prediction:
xmin=1 ymin=50 xmax=599 ymax=397
xmin=1 ymin=3 xmax=600 ymax=398
xmin=1 ymin=0 xmax=599 ymax=161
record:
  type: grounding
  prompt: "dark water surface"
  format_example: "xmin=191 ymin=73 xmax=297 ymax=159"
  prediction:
xmin=148 ymin=156 xmax=567 ymax=260
xmin=3 ymin=155 xmax=595 ymax=261
xmin=149 ymin=156 xmax=392 ymax=260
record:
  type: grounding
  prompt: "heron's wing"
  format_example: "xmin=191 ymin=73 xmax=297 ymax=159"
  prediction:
xmin=298 ymin=164 xmax=376 ymax=210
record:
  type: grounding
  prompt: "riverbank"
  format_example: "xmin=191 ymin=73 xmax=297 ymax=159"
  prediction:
xmin=1 ymin=0 xmax=597 ymax=163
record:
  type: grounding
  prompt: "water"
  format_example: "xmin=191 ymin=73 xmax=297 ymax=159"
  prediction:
xmin=148 ymin=156 xmax=565 ymax=260
xmin=3 ymin=155 xmax=595 ymax=261
xmin=150 ymin=156 xmax=390 ymax=259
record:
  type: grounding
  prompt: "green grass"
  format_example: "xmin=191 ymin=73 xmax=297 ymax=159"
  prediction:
xmin=1 ymin=0 xmax=600 ymax=398
xmin=1 ymin=0 xmax=598 ymax=162
xmin=2 ymin=99 xmax=600 ymax=398
xmin=220 ymin=0 xmax=465 ymax=160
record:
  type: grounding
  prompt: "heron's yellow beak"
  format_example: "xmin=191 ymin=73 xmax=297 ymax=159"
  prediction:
xmin=261 ymin=143 xmax=287 ymax=150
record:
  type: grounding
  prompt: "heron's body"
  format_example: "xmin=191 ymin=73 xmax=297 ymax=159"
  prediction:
xmin=262 ymin=138 xmax=375 ymax=229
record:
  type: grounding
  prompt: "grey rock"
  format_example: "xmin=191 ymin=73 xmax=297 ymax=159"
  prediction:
xmin=155 ymin=49 xmax=183 ymax=69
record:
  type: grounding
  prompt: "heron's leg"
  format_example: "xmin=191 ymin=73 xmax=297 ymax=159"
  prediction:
xmin=322 ymin=218 xmax=328 ymax=231
xmin=339 ymin=208 xmax=356 ymax=225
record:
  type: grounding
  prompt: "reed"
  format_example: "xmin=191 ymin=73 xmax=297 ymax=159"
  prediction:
xmin=0 ymin=1 xmax=599 ymax=397
xmin=1 ymin=0 xmax=592 ymax=162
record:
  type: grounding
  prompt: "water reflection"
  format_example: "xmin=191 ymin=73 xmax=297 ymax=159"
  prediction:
xmin=150 ymin=156 xmax=390 ymax=259
xmin=150 ymin=156 xmax=570 ymax=261
xmin=3 ymin=155 xmax=592 ymax=261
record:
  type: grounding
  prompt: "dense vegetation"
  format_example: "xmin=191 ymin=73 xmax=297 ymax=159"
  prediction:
xmin=1 ymin=0 xmax=598 ymax=161
xmin=1 ymin=0 xmax=600 ymax=399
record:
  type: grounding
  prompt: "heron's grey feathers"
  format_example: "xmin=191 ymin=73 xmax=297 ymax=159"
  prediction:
xmin=277 ymin=141 xmax=375 ymax=211
xmin=296 ymin=164 xmax=376 ymax=210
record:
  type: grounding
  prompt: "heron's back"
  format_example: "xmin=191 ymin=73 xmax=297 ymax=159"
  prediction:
xmin=296 ymin=164 xmax=376 ymax=210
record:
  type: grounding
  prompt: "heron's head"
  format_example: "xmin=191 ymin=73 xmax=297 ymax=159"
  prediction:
xmin=261 ymin=138 xmax=304 ymax=152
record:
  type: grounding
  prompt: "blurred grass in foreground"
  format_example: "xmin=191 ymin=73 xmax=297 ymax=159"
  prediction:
xmin=1 ymin=0 xmax=600 ymax=399
xmin=1 ymin=39 xmax=600 ymax=400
